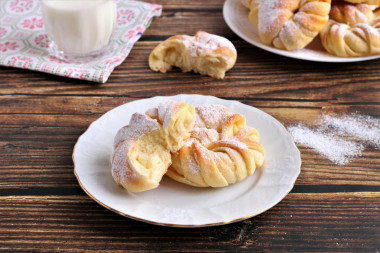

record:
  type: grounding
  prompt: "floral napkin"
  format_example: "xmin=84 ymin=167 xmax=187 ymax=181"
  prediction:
xmin=0 ymin=0 xmax=162 ymax=83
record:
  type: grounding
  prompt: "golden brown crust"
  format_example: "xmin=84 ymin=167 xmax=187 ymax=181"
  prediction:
xmin=111 ymin=113 xmax=167 ymax=193
xmin=167 ymin=105 xmax=265 ymax=188
xmin=112 ymin=102 xmax=265 ymax=191
xmin=320 ymin=3 xmax=380 ymax=57
xmin=220 ymin=113 xmax=247 ymax=139
xmin=111 ymin=101 xmax=195 ymax=193
xmin=246 ymin=0 xmax=331 ymax=50
xmin=149 ymin=31 xmax=237 ymax=79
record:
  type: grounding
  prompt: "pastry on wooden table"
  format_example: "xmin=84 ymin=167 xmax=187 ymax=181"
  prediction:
xmin=148 ymin=31 xmax=237 ymax=79
xmin=320 ymin=3 xmax=380 ymax=57
xmin=111 ymin=101 xmax=195 ymax=192
xmin=167 ymin=105 xmax=265 ymax=188
xmin=242 ymin=0 xmax=331 ymax=51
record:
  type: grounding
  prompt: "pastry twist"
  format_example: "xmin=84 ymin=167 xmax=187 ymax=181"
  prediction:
xmin=320 ymin=3 xmax=380 ymax=57
xmin=243 ymin=0 xmax=331 ymax=50
xmin=167 ymin=105 xmax=265 ymax=188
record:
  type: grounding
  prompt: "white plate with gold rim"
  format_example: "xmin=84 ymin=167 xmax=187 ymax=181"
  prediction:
xmin=73 ymin=94 xmax=301 ymax=227
xmin=223 ymin=0 xmax=380 ymax=63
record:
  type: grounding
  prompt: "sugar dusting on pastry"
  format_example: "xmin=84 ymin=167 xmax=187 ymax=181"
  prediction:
xmin=111 ymin=113 xmax=162 ymax=185
xmin=167 ymin=104 xmax=265 ymax=188
xmin=221 ymin=138 xmax=249 ymax=150
xmin=187 ymin=154 xmax=201 ymax=175
xmin=249 ymin=0 xmax=331 ymax=50
xmin=195 ymin=105 xmax=229 ymax=131
xmin=111 ymin=101 xmax=196 ymax=192
xmin=112 ymin=141 xmax=139 ymax=180
xmin=320 ymin=3 xmax=380 ymax=57
xmin=190 ymin=128 xmax=219 ymax=146
xmin=190 ymin=32 xmax=237 ymax=57
xmin=114 ymin=113 xmax=160 ymax=148
xmin=257 ymin=0 xmax=283 ymax=39
xmin=158 ymin=101 xmax=178 ymax=129
xmin=149 ymin=31 xmax=237 ymax=79
xmin=113 ymin=101 xmax=265 ymax=191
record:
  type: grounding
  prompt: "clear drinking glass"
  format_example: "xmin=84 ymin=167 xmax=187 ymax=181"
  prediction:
xmin=41 ymin=0 xmax=117 ymax=62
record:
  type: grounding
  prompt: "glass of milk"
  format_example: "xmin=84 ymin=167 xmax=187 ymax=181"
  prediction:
xmin=42 ymin=0 xmax=117 ymax=62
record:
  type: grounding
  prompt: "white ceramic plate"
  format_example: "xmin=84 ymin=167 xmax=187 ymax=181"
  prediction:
xmin=223 ymin=0 xmax=380 ymax=63
xmin=73 ymin=94 xmax=301 ymax=227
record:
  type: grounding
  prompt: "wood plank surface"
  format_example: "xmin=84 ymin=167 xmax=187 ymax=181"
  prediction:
xmin=0 ymin=125 xmax=379 ymax=188
xmin=1 ymin=42 xmax=379 ymax=97
xmin=1 ymin=193 xmax=379 ymax=252
xmin=0 ymin=0 xmax=379 ymax=251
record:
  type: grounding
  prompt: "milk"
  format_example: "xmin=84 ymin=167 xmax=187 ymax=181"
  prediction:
xmin=42 ymin=0 xmax=117 ymax=55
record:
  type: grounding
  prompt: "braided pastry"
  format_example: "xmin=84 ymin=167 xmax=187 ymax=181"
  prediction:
xmin=320 ymin=3 xmax=380 ymax=57
xmin=111 ymin=101 xmax=195 ymax=192
xmin=167 ymin=105 xmax=265 ymax=188
xmin=149 ymin=31 xmax=237 ymax=79
xmin=242 ymin=0 xmax=331 ymax=51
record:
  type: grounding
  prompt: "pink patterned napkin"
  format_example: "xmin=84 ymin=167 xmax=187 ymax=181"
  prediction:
xmin=0 ymin=0 xmax=162 ymax=83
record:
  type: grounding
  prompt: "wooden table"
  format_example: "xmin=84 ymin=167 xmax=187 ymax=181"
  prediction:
xmin=1 ymin=0 xmax=379 ymax=251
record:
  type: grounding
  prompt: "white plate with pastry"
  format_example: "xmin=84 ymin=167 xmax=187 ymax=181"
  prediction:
xmin=73 ymin=94 xmax=301 ymax=227
xmin=223 ymin=0 xmax=380 ymax=62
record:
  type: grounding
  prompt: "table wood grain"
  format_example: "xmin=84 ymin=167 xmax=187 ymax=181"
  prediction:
xmin=1 ymin=0 xmax=379 ymax=251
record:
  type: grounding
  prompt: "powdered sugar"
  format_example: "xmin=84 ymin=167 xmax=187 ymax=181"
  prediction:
xmin=187 ymin=154 xmax=200 ymax=174
xmin=330 ymin=3 xmax=373 ymax=25
xmin=190 ymin=127 xmax=220 ymax=146
xmin=288 ymin=124 xmax=363 ymax=165
xmin=111 ymin=113 xmax=161 ymax=183
xmin=256 ymin=0 xmax=329 ymax=49
xmin=190 ymin=31 xmax=237 ymax=57
xmin=158 ymin=101 xmax=174 ymax=129
xmin=113 ymin=113 xmax=160 ymax=148
xmin=145 ymin=107 xmax=158 ymax=119
xmin=288 ymin=113 xmax=379 ymax=165
xmin=195 ymin=105 xmax=229 ymax=130
xmin=222 ymin=138 xmax=248 ymax=150
xmin=258 ymin=0 xmax=283 ymax=41
xmin=112 ymin=141 xmax=139 ymax=182
xmin=322 ymin=114 xmax=380 ymax=148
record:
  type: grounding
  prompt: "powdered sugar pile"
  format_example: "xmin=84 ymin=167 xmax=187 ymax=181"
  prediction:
xmin=288 ymin=124 xmax=364 ymax=165
xmin=322 ymin=114 xmax=380 ymax=148
xmin=288 ymin=113 xmax=379 ymax=165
